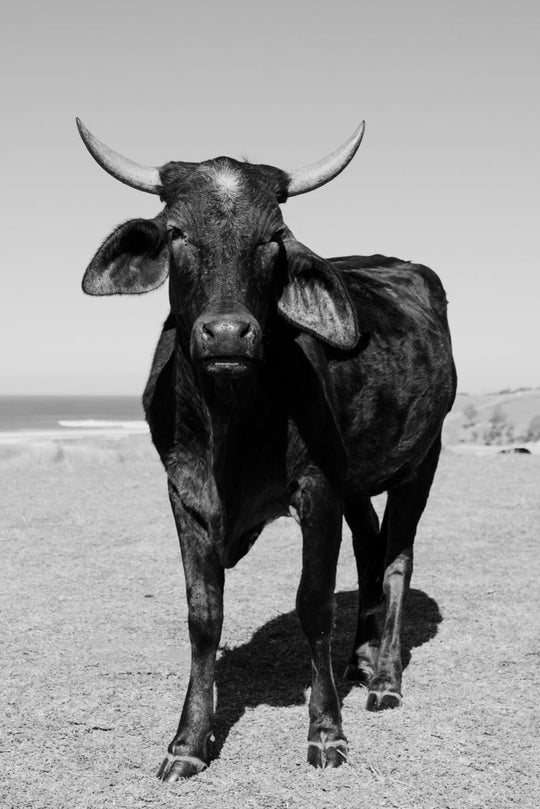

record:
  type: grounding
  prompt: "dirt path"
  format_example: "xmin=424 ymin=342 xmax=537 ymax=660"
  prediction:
xmin=1 ymin=443 xmax=539 ymax=808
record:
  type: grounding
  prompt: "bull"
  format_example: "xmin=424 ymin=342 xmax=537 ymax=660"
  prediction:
xmin=77 ymin=118 xmax=456 ymax=780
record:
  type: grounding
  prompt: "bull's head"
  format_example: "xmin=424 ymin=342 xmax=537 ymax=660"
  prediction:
xmin=79 ymin=119 xmax=364 ymax=379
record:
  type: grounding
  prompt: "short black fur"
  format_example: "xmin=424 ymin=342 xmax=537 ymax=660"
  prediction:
xmin=84 ymin=153 xmax=456 ymax=781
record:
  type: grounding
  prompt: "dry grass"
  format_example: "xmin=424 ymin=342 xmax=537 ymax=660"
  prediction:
xmin=1 ymin=439 xmax=539 ymax=808
xmin=0 ymin=434 xmax=155 ymax=468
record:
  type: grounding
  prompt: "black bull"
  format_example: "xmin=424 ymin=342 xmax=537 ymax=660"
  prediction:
xmin=78 ymin=120 xmax=456 ymax=780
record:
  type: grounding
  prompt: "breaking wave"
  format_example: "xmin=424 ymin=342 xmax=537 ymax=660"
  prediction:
xmin=58 ymin=420 xmax=148 ymax=430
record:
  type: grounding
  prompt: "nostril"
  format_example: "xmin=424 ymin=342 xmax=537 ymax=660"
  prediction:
xmin=239 ymin=321 xmax=252 ymax=339
xmin=201 ymin=322 xmax=215 ymax=340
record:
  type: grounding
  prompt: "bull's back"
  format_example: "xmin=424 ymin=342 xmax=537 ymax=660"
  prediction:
xmin=328 ymin=256 xmax=456 ymax=493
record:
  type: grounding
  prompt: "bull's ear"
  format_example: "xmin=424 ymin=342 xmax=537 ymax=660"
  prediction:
xmin=278 ymin=239 xmax=359 ymax=349
xmin=82 ymin=218 xmax=169 ymax=295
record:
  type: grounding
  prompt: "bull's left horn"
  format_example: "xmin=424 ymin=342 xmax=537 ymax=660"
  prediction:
xmin=287 ymin=121 xmax=365 ymax=197
xmin=76 ymin=118 xmax=162 ymax=194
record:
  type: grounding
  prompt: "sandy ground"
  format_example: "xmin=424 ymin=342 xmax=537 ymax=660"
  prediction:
xmin=1 ymin=438 xmax=539 ymax=808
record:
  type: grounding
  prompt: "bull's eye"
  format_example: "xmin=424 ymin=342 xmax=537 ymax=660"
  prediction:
xmin=167 ymin=226 xmax=187 ymax=243
xmin=259 ymin=229 xmax=286 ymax=247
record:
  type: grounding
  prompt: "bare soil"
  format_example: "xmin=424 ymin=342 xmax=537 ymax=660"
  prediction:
xmin=1 ymin=439 xmax=539 ymax=808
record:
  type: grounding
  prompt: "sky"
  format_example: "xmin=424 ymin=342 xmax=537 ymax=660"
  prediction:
xmin=1 ymin=0 xmax=538 ymax=395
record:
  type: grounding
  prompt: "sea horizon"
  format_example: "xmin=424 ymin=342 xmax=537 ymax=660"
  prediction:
xmin=0 ymin=395 xmax=148 ymax=444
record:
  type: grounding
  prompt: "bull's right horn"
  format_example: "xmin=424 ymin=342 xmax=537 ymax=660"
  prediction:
xmin=76 ymin=118 xmax=162 ymax=195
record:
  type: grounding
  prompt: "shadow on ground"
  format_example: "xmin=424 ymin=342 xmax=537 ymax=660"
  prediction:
xmin=213 ymin=587 xmax=442 ymax=753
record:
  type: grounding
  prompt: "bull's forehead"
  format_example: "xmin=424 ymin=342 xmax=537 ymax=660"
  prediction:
xmin=204 ymin=163 xmax=241 ymax=197
xmin=162 ymin=157 xmax=286 ymax=239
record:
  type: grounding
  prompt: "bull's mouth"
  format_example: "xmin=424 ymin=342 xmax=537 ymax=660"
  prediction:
xmin=201 ymin=356 xmax=255 ymax=377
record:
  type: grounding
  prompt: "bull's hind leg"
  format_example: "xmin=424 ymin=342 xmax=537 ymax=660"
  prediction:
xmin=292 ymin=472 xmax=348 ymax=768
xmin=366 ymin=435 xmax=442 ymax=711
xmin=343 ymin=497 xmax=386 ymax=684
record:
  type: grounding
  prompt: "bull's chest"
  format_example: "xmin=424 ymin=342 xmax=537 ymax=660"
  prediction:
xmin=213 ymin=412 xmax=291 ymax=567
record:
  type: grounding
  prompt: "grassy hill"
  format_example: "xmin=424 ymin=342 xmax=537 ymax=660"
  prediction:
xmin=443 ymin=387 xmax=540 ymax=447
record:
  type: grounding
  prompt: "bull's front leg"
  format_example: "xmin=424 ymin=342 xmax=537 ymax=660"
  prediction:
xmin=157 ymin=479 xmax=224 ymax=782
xmin=292 ymin=471 xmax=347 ymax=768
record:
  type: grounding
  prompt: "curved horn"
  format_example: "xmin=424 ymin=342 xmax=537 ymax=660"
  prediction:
xmin=287 ymin=121 xmax=365 ymax=197
xmin=76 ymin=118 xmax=162 ymax=194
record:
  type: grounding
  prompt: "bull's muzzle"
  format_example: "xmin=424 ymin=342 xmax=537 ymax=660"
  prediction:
xmin=191 ymin=313 xmax=262 ymax=377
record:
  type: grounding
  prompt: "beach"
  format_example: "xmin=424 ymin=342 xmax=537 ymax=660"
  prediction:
xmin=0 ymin=396 xmax=150 ymax=471
xmin=0 ymin=395 xmax=148 ymax=446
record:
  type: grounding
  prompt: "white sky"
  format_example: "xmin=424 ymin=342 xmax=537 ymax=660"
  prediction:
xmin=1 ymin=0 xmax=538 ymax=395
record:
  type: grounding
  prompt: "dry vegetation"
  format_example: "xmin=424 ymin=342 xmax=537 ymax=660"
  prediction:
xmin=1 ymin=437 xmax=539 ymax=808
xmin=443 ymin=388 xmax=540 ymax=447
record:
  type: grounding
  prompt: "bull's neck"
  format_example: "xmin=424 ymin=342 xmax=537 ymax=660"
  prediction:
xmin=173 ymin=329 xmax=257 ymax=477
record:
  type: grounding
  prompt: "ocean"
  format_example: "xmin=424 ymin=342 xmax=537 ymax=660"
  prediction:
xmin=0 ymin=396 xmax=148 ymax=444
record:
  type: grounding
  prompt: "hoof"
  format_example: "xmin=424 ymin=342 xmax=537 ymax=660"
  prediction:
xmin=157 ymin=753 xmax=208 ymax=782
xmin=366 ymin=690 xmax=402 ymax=712
xmin=307 ymin=731 xmax=348 ymax=769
